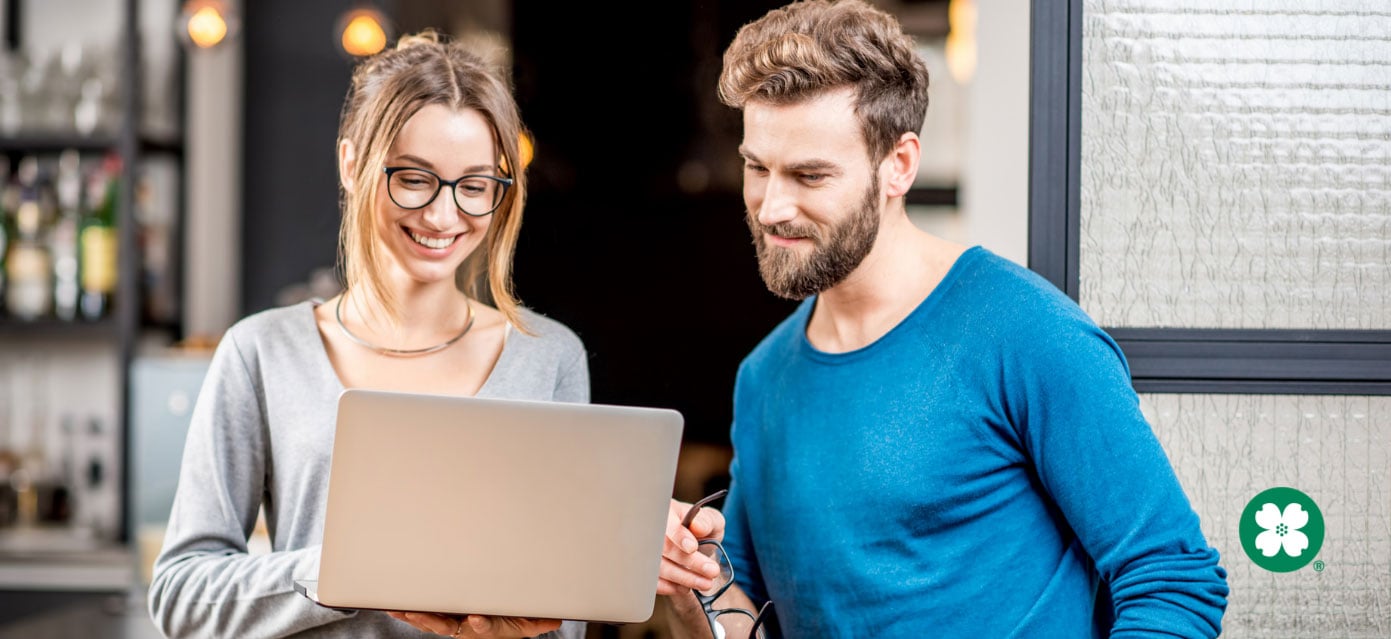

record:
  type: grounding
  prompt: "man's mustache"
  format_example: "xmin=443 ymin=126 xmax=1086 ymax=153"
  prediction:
xmin=749 ymin=219 xmax=822 ymax=243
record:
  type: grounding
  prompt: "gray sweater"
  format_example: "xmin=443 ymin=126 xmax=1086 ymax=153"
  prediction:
xmin=149 ymin=301 xmax=591 ymax=639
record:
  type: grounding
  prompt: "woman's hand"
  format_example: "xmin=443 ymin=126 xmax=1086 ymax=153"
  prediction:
xmin=386 ymin=611 xmax=561 ymax=638
xmin=657 ymin=498 xmax=726 ymax=597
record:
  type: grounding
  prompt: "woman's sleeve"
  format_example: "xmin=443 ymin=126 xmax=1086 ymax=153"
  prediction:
xmin=147 ymin=331 xmax=355 ymax=637
xmin=553 ymin=335 xmax=590 ymax=404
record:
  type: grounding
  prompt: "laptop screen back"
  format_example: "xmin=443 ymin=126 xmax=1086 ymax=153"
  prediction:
xmin=316 ymin=389 xmax=684 ymax=623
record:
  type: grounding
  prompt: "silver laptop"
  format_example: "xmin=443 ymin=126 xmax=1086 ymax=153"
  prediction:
xmin=294 ymin=388 xmax=684 ymax=624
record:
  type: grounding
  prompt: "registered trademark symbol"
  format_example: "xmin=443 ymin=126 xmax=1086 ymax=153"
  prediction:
xmin=1313 ymin=560 xmax=1326 ymax=572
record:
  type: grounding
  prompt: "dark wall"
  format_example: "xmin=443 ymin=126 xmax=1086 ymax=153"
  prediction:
xmin=241 ymin=0 xmax=352 ymax=312
xmin=242 ymin=1 xmax=796 ymax=444
xmin=509 ymin=2 xmax=796 ymax=443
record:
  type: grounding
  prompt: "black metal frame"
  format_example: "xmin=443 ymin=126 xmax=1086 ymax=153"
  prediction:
xmin=3 ymin=0 xmax=18 ymax=51
xmin=1027 ymin=0 xmax=1391 ymax=396
xmin=680 ymin=489 xmax=774 ymax=639
xmin=117 ymin=0 xmax=142 ymax=544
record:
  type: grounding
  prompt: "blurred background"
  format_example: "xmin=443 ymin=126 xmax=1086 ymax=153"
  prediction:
xmin=0 ymin=0 xmax=1029 ymax=635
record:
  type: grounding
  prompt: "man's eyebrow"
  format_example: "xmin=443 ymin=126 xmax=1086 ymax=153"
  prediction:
xmin=737 ymin=148 xmax=843 ymax=174
xmin=785 ymin=159 xmax=841 ymax=174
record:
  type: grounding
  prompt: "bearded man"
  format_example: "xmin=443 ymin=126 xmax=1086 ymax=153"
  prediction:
xmin=655 ymin=2 xmax=1229 ymax=638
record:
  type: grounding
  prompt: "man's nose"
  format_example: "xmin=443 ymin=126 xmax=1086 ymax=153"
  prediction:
xmin=755 ymin=178 xmax=797 ymax=227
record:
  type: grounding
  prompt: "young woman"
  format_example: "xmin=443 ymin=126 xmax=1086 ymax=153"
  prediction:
xmin=149 ymin=31 xmax=586 ymax=639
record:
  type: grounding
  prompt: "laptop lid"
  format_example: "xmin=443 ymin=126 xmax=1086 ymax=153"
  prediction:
xmin=312 ymin=389 xmax=684 ymax=624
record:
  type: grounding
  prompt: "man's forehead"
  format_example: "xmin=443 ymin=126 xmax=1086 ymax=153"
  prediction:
xmin=741 ymin=112 xmax=865 ymax=168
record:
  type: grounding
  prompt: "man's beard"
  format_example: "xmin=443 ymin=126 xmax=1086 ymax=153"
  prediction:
xmin=747 ymin=181 xmax=881 ymax=300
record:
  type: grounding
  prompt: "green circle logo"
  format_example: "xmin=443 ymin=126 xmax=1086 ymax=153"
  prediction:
xmin=1239 ymin=487 xmax=1324 ymax=572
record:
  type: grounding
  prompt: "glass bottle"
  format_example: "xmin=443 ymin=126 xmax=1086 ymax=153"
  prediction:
xmin=79 ymin=154 xmax=120 ymax=321
xmin=0 ymin=157 xmax=10 ymax=311
xmin=4 ymin=157 xmax=53 ymax=320
xmin=51 ymin=150 xmax=83 ymax=321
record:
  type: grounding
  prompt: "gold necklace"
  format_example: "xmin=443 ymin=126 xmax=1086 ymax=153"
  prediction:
xmin=335 ymin=294 xmax=475 ymax=356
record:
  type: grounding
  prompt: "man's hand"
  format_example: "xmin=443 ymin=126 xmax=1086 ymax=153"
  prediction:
xmin=386 ymin=611 xmax=561 ymax=638
xmin=657 ymin=498 xmax=725 ymax=596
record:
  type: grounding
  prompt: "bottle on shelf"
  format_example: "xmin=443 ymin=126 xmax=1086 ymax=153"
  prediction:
xmin=76 ymin=415 xmax=116 ymax=539
xmin=79 ymin=153 xmax=120 ymax=321
xmin=137 ymin=159 xmax=179 ymax=328
xmin=51 ymin=150 xmax=83 ymax=321
xmin=4 ymin=157 xmax=54 ymax=320
xmin=0 ymin=156 xmax=9 ymax=310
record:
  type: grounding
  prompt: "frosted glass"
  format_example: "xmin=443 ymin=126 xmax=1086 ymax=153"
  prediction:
xmin=1142 ymin=394 xmax=1390 ymax=637
xmin=1080 ymin=0 xmax=1391 ymax=328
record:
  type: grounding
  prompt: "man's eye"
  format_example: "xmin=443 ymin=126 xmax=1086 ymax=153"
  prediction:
xmin=801 ymin=173 xmax=825 ymax=183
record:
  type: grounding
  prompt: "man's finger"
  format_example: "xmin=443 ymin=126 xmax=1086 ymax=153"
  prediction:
xmin=663 ymin=534 xmax=721 ymax=578
xmin=659 ymin=555 xmax=715 ymax=591
xmin=694 ymin=507 xmax=726 ymax=539
xmin=667 ymin=514 xmax=699 ymax=553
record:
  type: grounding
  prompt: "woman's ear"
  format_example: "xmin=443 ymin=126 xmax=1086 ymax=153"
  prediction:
xmin=338 ymin=139 xmax=358 ymax=194
xmin=880 ymin=132 xmax=921 ymax=199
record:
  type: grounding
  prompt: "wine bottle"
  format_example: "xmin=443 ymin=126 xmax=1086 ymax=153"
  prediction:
xmin=51 ymin=150 xmax=83 ymax=321
xmin=0 ymin=158 xmax=9 ymax=311
xmin=79 ymin=154 xmax=120 ymax=321
xmin=4 ymin=157 xmax=53 ymax=320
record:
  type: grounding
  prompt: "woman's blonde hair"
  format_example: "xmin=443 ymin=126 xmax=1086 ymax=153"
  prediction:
xmin=337 ymin=29 xmax=530 ymax=331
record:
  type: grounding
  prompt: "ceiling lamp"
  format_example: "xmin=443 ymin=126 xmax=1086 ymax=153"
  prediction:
xmin=179 ymin=0 xmax=239 ymax=50
xmin=337 ymin=8 xmax=392 ymax=58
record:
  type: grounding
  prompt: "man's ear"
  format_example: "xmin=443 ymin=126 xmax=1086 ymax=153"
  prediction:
xmin=880 ymin=132 xmax=921 ymax=199
xmin=338 ymin=139 xmax=358 ymax=194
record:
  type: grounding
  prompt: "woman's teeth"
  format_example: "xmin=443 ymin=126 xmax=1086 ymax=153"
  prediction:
xmin=410 ymin=230 xmax=457 ymax=249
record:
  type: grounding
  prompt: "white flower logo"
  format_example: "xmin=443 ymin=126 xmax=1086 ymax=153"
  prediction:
xmin=1254 ymin=502 xmax=1310 ymax=558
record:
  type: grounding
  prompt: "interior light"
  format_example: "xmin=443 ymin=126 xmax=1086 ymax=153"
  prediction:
xmin=946 ymin=0 xmax=977 ymax=84
xmin=519 ymin=132 xmax=534 ymax=171
xmin=178 ymin=1 xmax=239 ymax=50
xmin=188 ymin=7 xmax=227 ymax=48
xmin=501 ymin=133 xmax=535 ymax=175
xmin=338 ymin=9 xmax=391 ymax=58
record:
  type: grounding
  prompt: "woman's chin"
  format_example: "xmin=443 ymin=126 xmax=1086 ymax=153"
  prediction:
xmin=406 ymin=266 xmax=463 ymax=286
xmin=378 ymin=255 xmax=465 ymax=289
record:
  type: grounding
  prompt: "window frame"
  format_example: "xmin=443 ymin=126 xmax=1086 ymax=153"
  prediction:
xmin=1026 ymin=0 xmax=1391 ymax=395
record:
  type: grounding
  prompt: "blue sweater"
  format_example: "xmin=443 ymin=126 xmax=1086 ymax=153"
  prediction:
xmin=721 ymin=247 xmax=1228 ymax=638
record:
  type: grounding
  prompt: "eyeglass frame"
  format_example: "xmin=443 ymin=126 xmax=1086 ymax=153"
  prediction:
xmin=681 ymin=489 xmax=774 ymax=639
xmin=382 ymin=165 xmax=514 ymax=217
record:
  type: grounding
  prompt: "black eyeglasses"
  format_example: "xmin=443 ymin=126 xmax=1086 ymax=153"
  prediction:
xmin=682 ymin=489 xmax=774 ymax=639
xmin=383 ymin=166 xmax=513 ymax=217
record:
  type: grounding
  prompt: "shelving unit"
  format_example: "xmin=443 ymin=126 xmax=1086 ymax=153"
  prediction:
xmin=0 ymin=316 xmax=119 ymax=339
xmin=0 ymin=0 xmax=185 ymax=602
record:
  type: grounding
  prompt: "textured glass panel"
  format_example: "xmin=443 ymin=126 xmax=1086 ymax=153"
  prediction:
xmin=1142 ymin=394 xmax=1390 ymax=637
xmin=1080 ymin=0 xmax=1391 ymax=328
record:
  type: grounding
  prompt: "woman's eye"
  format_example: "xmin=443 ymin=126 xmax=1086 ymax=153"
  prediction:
xmin=459 ymin=181 xmax=491 ymax=195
